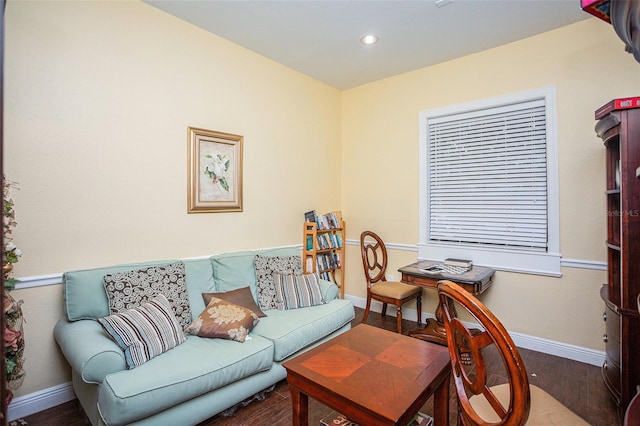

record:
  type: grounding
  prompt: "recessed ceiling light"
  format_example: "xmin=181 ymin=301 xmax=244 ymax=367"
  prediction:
xmin=360 ymin=35 xmax=379 ymax=45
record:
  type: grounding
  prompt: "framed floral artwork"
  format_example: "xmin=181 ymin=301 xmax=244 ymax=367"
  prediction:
xmin=187 ymin=127 xmax=243 ymax=213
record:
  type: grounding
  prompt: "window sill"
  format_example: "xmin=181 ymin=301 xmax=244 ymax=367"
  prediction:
xmin=418 ymin=243 xmax=562 ymax=277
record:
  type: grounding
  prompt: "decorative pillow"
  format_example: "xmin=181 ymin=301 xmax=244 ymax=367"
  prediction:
xmin=273 ymin=272 xmax=326 ymax=310
xmin=202 ymin=286 xmax=267 ymax=317
xmin=103 ymin=261 xmax=192 ymax=329
xmin=185 ymin=297 xmax=259 ymax=342
xmin=97 ymin=294 xmax=186 ymax=369
xmin=254 ymin=255 xmax=303 ymax=310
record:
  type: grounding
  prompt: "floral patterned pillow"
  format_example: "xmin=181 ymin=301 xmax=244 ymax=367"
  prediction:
xmin=103 ymin=261 xmax=192 ymax=329
xmin=185 ymin=297 xmax=259 ymax=342
xmin=253 ymin=255 xmax=302 ymax=310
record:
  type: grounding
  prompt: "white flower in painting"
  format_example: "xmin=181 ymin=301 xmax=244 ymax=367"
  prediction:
xmin=203 ymin=154 xmax=230 ymax=192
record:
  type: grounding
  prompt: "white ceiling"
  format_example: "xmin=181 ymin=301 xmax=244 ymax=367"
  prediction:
xmin=144 ymin=0 xmax=592 ymax=90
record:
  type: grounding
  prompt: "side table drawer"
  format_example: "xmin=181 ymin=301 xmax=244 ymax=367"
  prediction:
xmin=603 ymin=305 xmax=620 ymax=343
xmin=603 ymin=354 xmax=621 ymax=404
xmin=602 ymin=304 xmax=622 ymax=405
xmin=604 ymin=307 xmax=621 ymax=364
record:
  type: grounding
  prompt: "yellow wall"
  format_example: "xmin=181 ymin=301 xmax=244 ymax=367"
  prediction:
xmin=4 ymin=0 xmax=640 ymax=401
xmin=4 ymin=1 xmax=341 ymax=397
xmin=341 ymin=18 xmax=638 ymax=350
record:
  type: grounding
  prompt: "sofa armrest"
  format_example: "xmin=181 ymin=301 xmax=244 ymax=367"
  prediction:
xmin=54 ymin=318 xmax=126 ymax=384
xmin=319 ymin=278 xmax=339 ymax=301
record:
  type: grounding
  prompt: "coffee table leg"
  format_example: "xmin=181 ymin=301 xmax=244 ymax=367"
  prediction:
xmin=290 ymin=386 xmax=308 ymax=426
xmin=433 ymin=374 xmax=450 ymax=426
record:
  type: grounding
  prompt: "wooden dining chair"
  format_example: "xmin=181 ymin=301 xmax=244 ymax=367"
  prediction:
xmin=360 ymin=231 xmax=422 ymax=334
xmin=437 ymin=280 xmax=589 ymax=425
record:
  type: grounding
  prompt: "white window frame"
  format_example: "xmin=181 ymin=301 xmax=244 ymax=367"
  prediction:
xmin=418 ymin=86 xmax=561 ymax=277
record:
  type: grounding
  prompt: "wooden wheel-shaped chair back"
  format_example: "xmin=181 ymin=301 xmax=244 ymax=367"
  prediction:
xmin=437 ymin=280 xmax=588 ymax=426
xmin=360 ymin=231 xmax=422 ymax=334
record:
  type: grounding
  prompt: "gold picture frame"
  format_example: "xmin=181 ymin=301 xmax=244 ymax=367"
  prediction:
xmin=187 ymin=127 xmax=243 ymax=213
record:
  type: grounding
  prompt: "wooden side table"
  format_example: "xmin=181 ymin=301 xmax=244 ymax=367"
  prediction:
xmin=399 ymin=260 xmax=495 ymax=345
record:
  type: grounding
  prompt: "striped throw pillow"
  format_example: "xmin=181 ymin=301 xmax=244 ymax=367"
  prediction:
xmin=273 ymin=272 xmax=325 ymax=310
xmin=97 ymin=294 xmax=186 ymax=368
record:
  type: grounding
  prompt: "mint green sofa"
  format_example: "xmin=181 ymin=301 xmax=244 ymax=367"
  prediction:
xmin=53 ymin=247 xmax=355 ymax=426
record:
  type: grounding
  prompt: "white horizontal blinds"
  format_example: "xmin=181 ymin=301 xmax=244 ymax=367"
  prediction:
xmin=428 ymin=99 xmax=548 ymax=251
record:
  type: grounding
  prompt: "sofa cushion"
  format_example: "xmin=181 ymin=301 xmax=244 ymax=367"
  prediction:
xmin=254 ymin=254 xmax=302 ymax=310
xmin=252 ymin=298 xmax=355 ymax=361
xmin=185 ymin=298 xmax=259 ymax=342
xmin=97 ymin=334 xmax=274 ymax=425
xmin=273 ymin=272 xmax=325 ymax=310
xmin=103 ymin=261 xmax=192 ymax=328
xmin=210 ymin=247 xmax=300 ymax=295
xmin=202 ymin=286 xmax=266 ymax=317
xmin=97 ymin=295 xmax=186 ymax=369
xmin=64 ymin=258 xmax=214 ymax=321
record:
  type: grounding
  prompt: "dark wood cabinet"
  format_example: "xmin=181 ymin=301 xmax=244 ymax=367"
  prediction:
xmin=595 ymin=100 xmax=640 ymax=412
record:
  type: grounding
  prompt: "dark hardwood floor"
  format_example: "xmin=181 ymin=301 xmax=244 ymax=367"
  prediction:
xmin=18 ymin=308 xmax=620 ymax=425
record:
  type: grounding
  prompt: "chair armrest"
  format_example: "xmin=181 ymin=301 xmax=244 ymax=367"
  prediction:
xmin=319 ymin=278 xmax=339 ymax=301
xmin=54 ymin=318 xmax=126 ymax=384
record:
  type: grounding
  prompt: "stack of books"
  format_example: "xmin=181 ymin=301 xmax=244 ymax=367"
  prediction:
xmin=444 ymin=258 xmax=472 ymax=272
xmin=304 ymin=210 xmax=342 ymax=230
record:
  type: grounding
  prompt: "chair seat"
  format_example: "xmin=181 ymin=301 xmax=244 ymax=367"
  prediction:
xmin=370 ymin=281 xmax=422 ymax=300
xmin=360 ymin=231 xmax=422 ymax=334
xmin=469 ymin=383 xmax=589 ymax=425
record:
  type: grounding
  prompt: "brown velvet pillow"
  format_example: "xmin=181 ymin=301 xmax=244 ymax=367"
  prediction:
xmin=202 ymin=286 xmax=267 ymax=317
xmin=185 ymin=297 xmax=259 ymax=343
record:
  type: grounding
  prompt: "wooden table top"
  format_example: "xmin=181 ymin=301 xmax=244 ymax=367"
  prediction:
xmin=399 ymin=260 xmax=495 ymax=294
xmin=283 ymin=324 xmax=451 ymax=425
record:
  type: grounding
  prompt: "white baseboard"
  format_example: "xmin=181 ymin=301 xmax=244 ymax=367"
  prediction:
xmin=345 ymin=295 xmax=605 ymax=367
xmin=7 ymin=382 xmax=75 ymax=421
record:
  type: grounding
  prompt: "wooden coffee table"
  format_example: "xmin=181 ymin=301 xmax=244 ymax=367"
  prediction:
xmin=283 ymin=324 xmax=451 ymax=426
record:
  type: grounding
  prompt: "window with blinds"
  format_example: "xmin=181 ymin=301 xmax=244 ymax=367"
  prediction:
xmin=418 ymin=87 xmax=561 ymax=276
